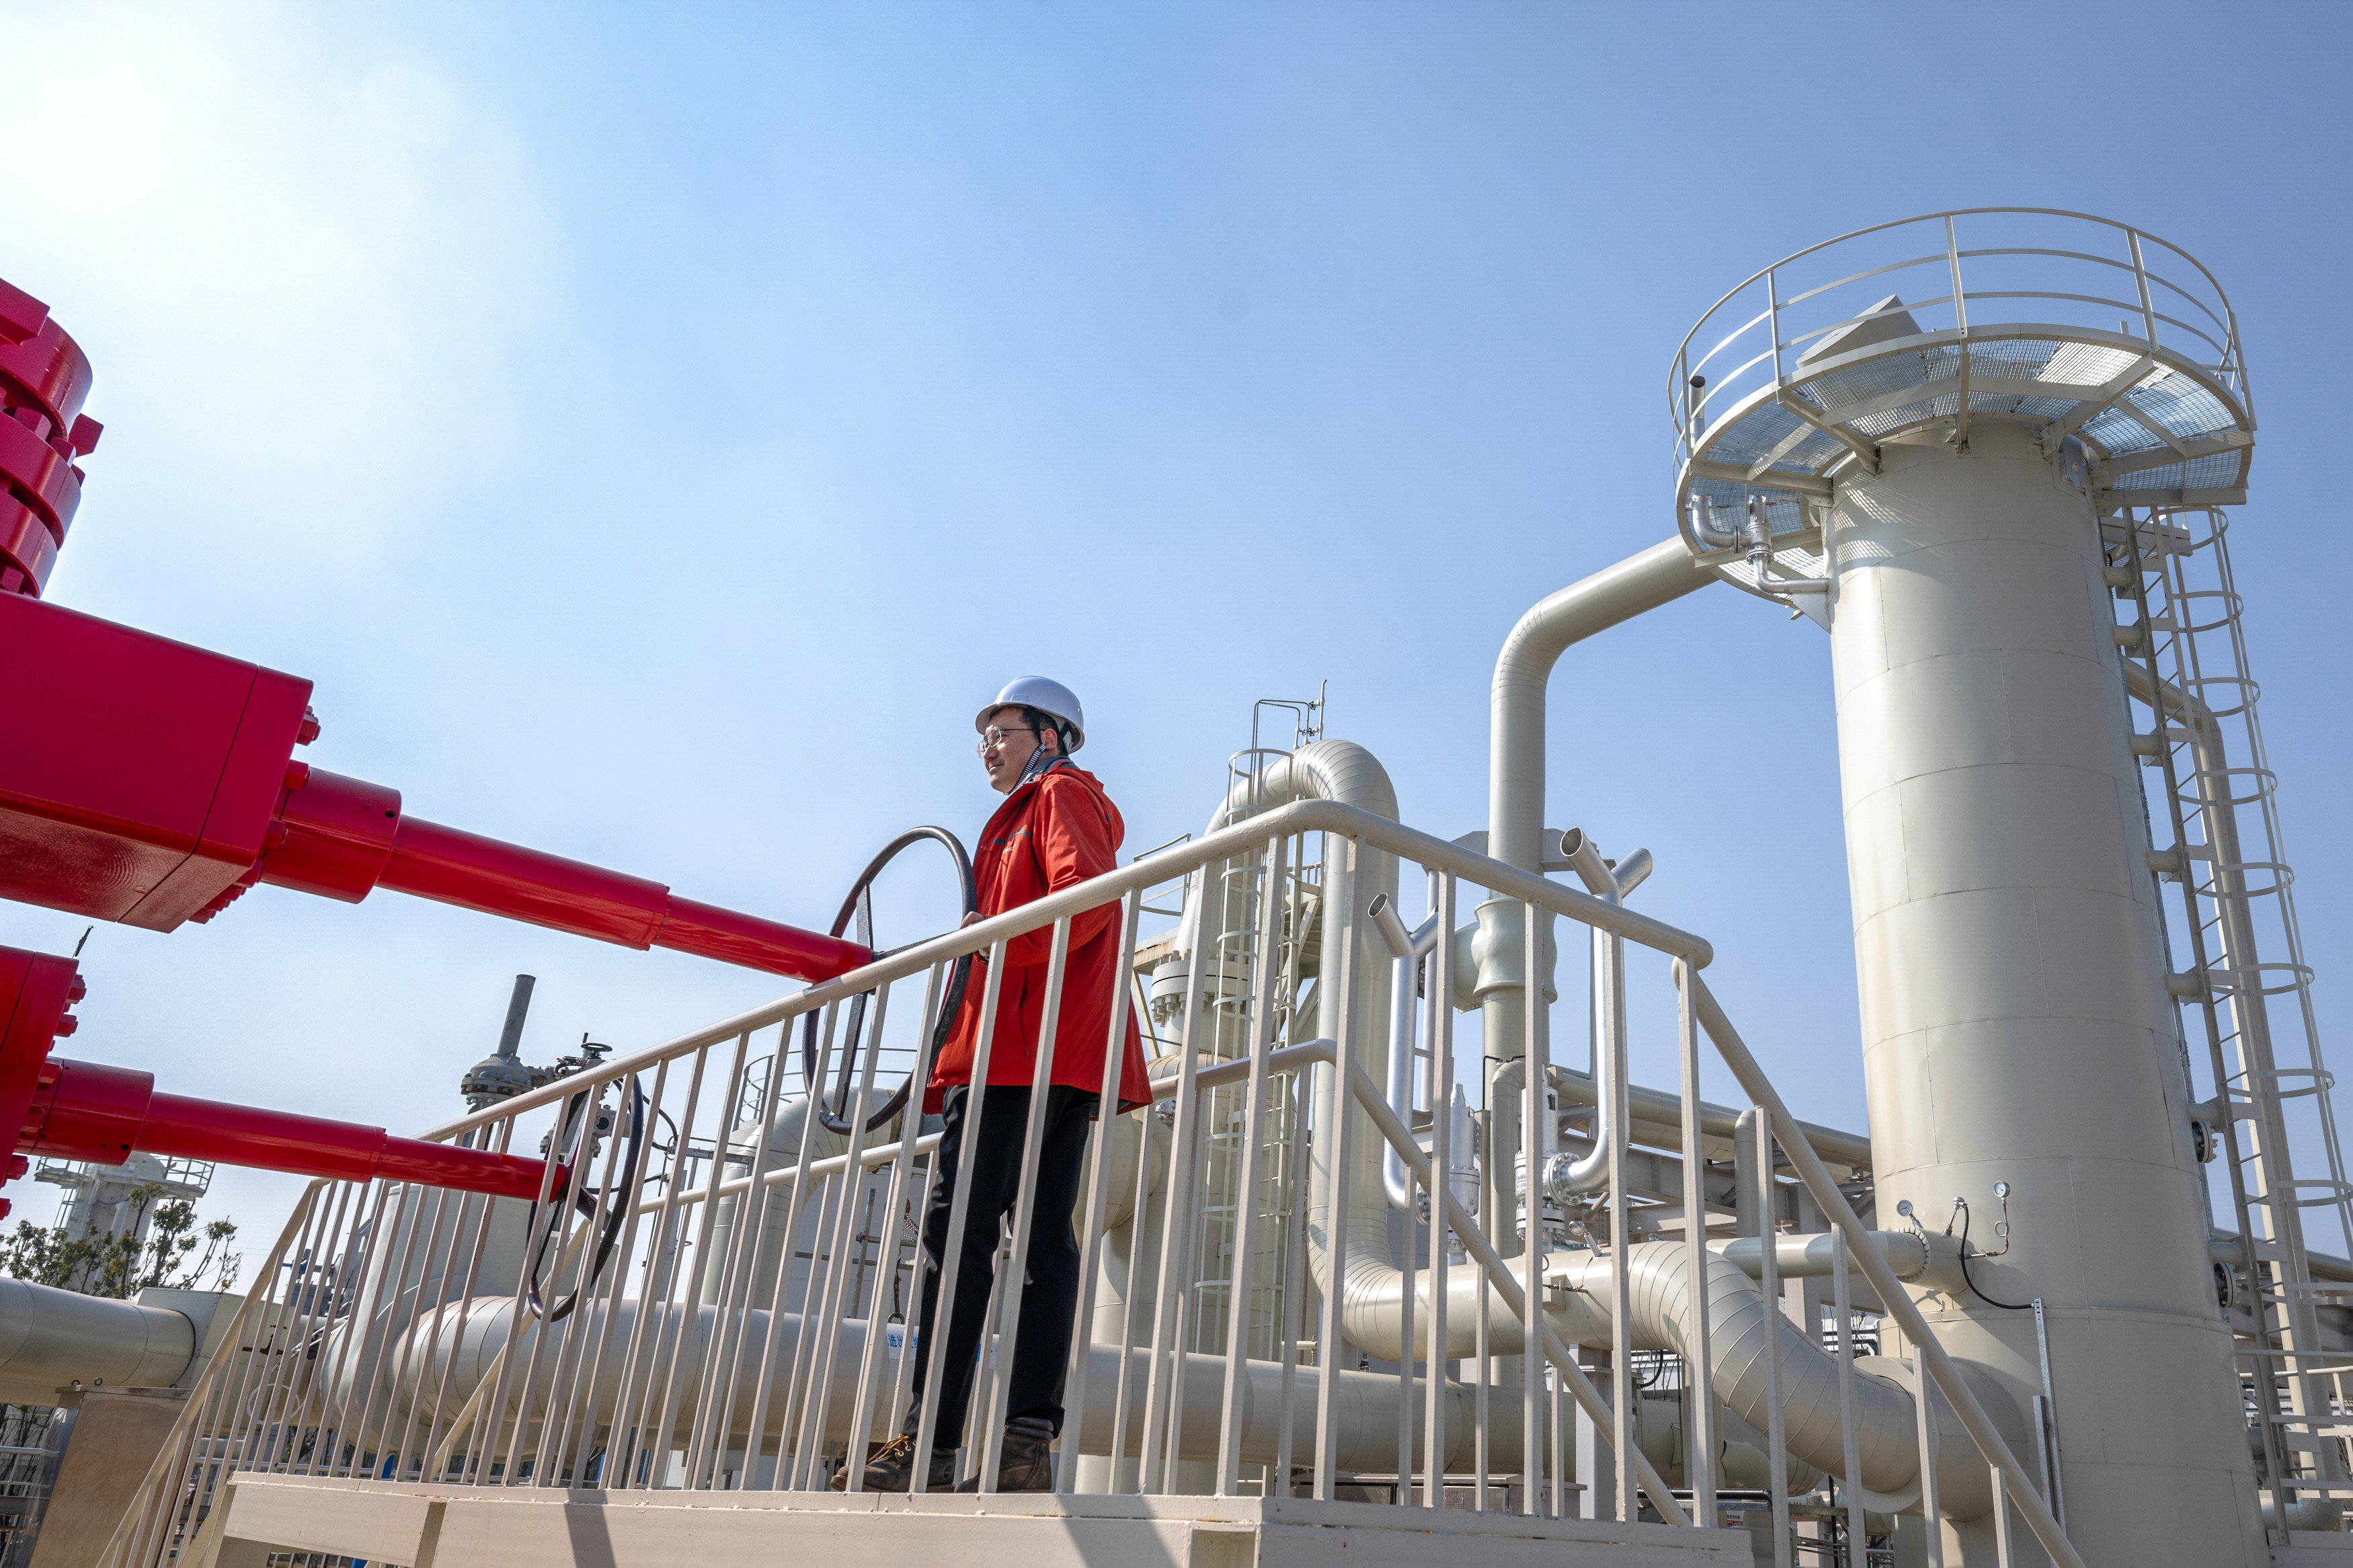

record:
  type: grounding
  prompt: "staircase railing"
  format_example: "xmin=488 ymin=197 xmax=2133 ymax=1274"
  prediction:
xmin=98 ymin=800 xmax=2079 ymax=1568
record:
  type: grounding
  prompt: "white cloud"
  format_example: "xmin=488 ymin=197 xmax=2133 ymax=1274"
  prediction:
xmin=0 ymin=0 xmax=557 ymax=561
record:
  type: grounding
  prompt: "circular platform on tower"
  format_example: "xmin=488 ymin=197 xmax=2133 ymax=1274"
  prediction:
xmin=1667 ymin=208 xmax=2254 ymax=606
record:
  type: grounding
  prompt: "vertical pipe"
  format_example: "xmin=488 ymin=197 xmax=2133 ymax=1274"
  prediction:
xmin=1310 ymin=837 xmax=1363 ymax=1502
xmin=1549 ymin=1364 xmax=1565 ymax=1516
xmin=1605 ymin=922 xmax=1632 ymax=1523
xmin=1474 ymin=1203 xmax=1490 ymax=1512
xmin=1675 ymin=958 xmax=1716 ymax=1528
xmin=1520 ymin=896 xmax=1544 ymax=1514
xmin=1275 ymin=1068 xmax=1308 ymax=1494
xmin=1756 ymin=1106 xmax=1790 ymax=1568
xmin=1424 ymin=870 xmax=1455 ymax=1509
xmin=1833 ymin=1227 xmax=1866 ymax=1559
xmin=1993 ymin=1467 xmax=2017 ymax=1568
xmin=1398 ymin=1132 xmax=1417 ymax=1499
xmin=1217 ymin=839 xmax=1289 ymax=1493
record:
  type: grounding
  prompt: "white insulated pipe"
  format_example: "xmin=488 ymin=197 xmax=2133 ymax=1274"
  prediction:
xmin=1369 ymin=892 xmax=1443 ymax=1213
xmin=1194 ymin=739 xmax=1405 ymax=1369
xmin=1829 ymin=425 xmax=2260 ymax=1565
xmin=389 ymin=1299 xmax=1531 ymax=1476
xmin=0 ymin=1278 xmax=196 ymax=1405
xmin=1548 ymin=828 xmax=1635 ymax=1198
xmin=1486 ymin=537 xmax=1716 ymax=876
xmin=1480 ymin=539 xmax=1713 ymax=1253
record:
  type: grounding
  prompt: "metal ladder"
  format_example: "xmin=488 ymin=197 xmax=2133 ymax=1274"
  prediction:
xmin=2108 ymin=503 xmax=2353 ymax=1533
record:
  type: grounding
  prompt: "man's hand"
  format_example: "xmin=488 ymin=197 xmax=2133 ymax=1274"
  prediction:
xmin=961 ymin=911 xmax=984 ymax=929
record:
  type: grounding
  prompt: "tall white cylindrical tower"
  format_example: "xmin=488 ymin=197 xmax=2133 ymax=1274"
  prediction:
xmin=1831 ymin=424 xmax=2255 ymax=1565
xmin=1670 ymin=212 xmax=2266 ymax=1567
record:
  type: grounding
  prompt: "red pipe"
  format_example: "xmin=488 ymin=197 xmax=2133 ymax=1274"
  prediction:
xmin=22 ymin=1057 xmax=560 ymax=1202
xmin=256 ymin=768 xmax=871 ymax=982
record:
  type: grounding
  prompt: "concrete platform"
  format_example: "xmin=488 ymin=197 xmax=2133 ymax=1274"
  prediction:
xmin=196 ymin=1475 xmax=1753 ymax=1568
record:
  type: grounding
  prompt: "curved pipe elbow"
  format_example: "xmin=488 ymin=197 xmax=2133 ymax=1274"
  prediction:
xmin=1488 ymin=540 xmax=1711 ymax=873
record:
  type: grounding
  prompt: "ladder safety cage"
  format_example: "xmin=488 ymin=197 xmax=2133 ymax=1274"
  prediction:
xmin=2108 ymin=503 xmax=2353 ymax=1530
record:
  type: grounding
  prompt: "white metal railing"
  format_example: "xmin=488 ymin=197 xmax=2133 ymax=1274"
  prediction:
xmin=1666 ymin=210 xmax=2253 ymax=616
xmin=1670 ymin=208 xmax=2249 ymax=461
xmin=97 ymin=800 xmax=2081 ymax=1568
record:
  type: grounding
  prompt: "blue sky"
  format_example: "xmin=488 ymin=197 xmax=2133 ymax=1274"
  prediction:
xmin=3 ymin=0 xmax=2347 ymax=1249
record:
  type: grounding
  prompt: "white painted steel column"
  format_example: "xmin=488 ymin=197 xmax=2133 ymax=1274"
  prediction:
xmin=1828 ymin=424 xmax=2260 ymax=1567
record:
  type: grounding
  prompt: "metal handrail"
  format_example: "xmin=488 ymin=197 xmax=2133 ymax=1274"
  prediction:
xmin=1668 ymin=208 xmax=2250 ymax=471
xmin=411 ymin=798 xmax=1713 ymax=1142
xmin=100 ymin=804 xmax=2078 ymax=1568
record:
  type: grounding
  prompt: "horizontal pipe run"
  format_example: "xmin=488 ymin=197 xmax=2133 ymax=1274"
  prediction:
xmin=2213 ymin=1230 xmax=2353 ymax=1284
xmin=383 ymin=818 xmax=869 ymax=981
xmin=1551 ymin=1063 xmax=1874 ymax=1173
xmin=24 ymin=1059 xmax=560 ymax=1202
xmin=1717 ymin=1230 xmax=1946 ymax=1285
xmin=0 ymin=1277 xmax=196 ymax=1405
xmin=389 ymin=1301 xmax=1528 ymax=1477
xmin=262 ymin=770 xmax=869 ymax=983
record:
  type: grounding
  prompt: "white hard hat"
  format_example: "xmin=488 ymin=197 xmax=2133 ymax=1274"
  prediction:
xmin=977 ymin=676 xmax=1085 ymax=751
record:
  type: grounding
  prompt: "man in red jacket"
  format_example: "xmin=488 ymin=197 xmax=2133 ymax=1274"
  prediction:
xmin=840 ymin=677 xmax=1151 ymax=1495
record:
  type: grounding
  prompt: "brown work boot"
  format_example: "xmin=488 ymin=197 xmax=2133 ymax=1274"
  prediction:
xmin=955 ymin=1420 xmax=1056 ymax=1493
xmin=831 ymin=1432 xmax=956 ymax=1493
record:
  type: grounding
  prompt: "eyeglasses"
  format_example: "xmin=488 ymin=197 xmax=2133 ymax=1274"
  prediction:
xmin=977 ymin=724 xmax=1040 ymax=753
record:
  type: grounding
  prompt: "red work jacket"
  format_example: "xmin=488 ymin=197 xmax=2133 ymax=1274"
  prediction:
xmin=925 ymin=762 xmax=1152 ymax=1115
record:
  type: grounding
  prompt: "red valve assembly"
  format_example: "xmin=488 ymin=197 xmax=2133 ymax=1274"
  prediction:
xmin=0 ymin=275 xmax=869 ymax=983
xmin=0 ymin=276 xmax=102 ymax=601
xmin=0 ymin=946 xmax=561 ymax=1216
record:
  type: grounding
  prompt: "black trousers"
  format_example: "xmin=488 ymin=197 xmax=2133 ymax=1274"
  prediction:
xmin=904 ymin=1083 xmax=1095 ymax=1451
